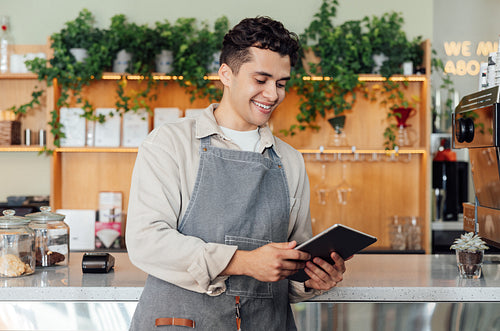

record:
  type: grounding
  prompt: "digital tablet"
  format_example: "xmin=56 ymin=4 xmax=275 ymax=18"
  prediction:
xmin=288 ymin=224 xmax=377 ymax=282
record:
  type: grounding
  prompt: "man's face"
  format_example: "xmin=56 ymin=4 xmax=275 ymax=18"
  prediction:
xmin=220 ymin=47 xmax=291 ymax=131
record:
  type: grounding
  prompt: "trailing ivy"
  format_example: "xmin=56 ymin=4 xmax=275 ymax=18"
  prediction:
xmin=9 ymin=3 xmax=441 ymax=152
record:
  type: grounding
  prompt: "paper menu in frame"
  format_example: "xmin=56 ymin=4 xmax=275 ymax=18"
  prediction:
xmin=59 ymin=107 xmax=86 ymax=147
xmin=184 ymin=108 xmax=205 ymax=119
xmin=94 ymin=108 xmax=121 ymax=147
xmin=96 ymin=191 xmax=123 ymax=249
xmin=154 ymin=107 xmax=182 ymax=129
xmin=122 ymin=108 xmax=149 ymax=147
xmin=288 ymin=224 xmax=377 ymax=282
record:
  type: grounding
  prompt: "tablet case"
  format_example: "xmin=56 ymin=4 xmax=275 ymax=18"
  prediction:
xmin=288 ymin=224 xmax=377 ymax=282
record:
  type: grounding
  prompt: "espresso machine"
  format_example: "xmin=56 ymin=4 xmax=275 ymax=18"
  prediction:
xmin=453 ymin=85 xmax=500 ymax=248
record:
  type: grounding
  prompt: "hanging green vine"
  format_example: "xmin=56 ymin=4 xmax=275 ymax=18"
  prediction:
xmin=9 ymin=3 xmax=435 ymax=152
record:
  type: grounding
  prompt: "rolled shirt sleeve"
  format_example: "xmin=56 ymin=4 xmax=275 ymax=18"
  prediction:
xmin=126 ymin=120 xmax=237 ymax=295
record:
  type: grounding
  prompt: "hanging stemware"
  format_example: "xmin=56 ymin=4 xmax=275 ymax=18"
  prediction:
xmin=336 ymin=163 xmax=352 ymax=206
xmin=314 ymin=163 xmax=331 ymax=205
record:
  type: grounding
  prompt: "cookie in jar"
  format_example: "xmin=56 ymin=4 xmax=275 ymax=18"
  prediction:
xmin=0 ymin=210 xmax=35 ymax=277
xmin=26 ymin=207 xmax=69 ymax=267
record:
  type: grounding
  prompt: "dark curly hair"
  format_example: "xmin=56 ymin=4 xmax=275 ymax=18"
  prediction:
xmin=220 ymin=16 xmax=299 ymax=74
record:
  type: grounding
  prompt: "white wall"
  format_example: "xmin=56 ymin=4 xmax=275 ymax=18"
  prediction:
xmin=0 ymin=0 xmax=433 ymax=202
xmin=3 ymin=0 xmax=432 ymax=45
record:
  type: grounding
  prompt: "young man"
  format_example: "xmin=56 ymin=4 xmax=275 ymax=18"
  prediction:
xmin=126 ymin=16 xmax=347 ymax=330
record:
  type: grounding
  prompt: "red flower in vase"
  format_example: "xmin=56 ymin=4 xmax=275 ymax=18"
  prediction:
xmin=392 ymin=107 xmax=416 ymax=128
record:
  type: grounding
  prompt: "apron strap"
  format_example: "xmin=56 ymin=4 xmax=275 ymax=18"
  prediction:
xmin=200 ymin=135 xmax=212 ymax=151
xmin=155 ymin=317 xmax=195 ymax=328
xmin=265 ymin=146 xmax=281 ymax=164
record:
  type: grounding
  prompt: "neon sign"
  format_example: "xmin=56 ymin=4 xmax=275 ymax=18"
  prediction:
xmin=443 ymin=41 xmax=498 ymax=76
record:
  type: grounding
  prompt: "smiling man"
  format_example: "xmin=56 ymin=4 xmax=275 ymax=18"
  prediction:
xmin=126 ymin=16 xmax=348 ymax=330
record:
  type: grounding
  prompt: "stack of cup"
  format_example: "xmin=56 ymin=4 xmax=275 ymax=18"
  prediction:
xmin=487 ymin=52 xmax=496 ymax=88
xmin=479 ymin=62 xmax=488 ymax=91
xmin=496 ymin=51 xmax=500 ymax=86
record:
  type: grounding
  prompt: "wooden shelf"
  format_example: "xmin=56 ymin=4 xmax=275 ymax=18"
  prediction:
xmin=54 ymin=147 xmax=138 ymax=153
xmin=0 ymin=146 xmax=44 ymax=152
xmin=0 ymin=73 xmax=38 ymax=80
xmin=98 ymin=72 xmax=427 ymax=83
xmin=304 ymin=74 xmax=427 ymax=82
xmin=298 ymin=148 xmax=427 ymax=154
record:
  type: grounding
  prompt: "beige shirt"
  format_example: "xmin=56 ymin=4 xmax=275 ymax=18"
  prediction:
xmin=126 ymin=104 xmax=321 ymax=303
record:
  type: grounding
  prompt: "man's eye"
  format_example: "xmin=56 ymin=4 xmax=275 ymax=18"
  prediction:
xmin=256 ymin=79 xmax=265 ymax=84
xmin=277 ymin=82 xmax=286 ymax=88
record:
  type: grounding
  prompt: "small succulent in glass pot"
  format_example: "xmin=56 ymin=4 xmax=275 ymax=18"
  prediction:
xmin=450 ymin=232 xmax=489 ymax=279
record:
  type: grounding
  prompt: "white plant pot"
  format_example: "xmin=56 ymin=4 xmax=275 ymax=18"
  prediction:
xmin=69 ymin=48 xmax=88 ymax=63
xmin=372 ymin=53 xmax=388 ymax=74
xmin=207 ymin=51 xmax=221 ymax=73
xmin=113 ymin=49 xmax=132 ymax=73
xmin=155 ymin=50 xmax=174 ymax=73
xmin=403 ymin=61 xmax=413 ymax=75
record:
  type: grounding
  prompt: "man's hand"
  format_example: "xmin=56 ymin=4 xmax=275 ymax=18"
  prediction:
xmin=221 ymin=241 xmax=310 ymax=282
xmin=303 ymin=252 xmax=348 ymax=291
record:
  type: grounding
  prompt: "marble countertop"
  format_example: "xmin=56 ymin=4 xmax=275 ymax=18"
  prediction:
xmin=312 ymin=254 xmax=500 ymax=302
xmin=0 ymin=252 xmax=147 ymax=301
xmin=2 ymin=252 xmax=500 ymax=302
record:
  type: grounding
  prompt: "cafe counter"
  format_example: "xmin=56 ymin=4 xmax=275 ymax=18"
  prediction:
xmin=1 ymin=253 xmax=500 ymax=330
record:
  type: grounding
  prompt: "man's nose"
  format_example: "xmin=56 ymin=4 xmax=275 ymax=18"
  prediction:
xmin=263 ymin=82 xmax=279 ymax=101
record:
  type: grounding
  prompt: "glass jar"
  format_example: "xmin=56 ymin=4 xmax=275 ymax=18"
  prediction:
xmin=0 ymin=210 xmax=35 ymax=277
xmin=26 ymin=207 xmax=69 ymax=267
xmin=389 ymin=216 xmax=407 ymax=250
xmin=406 ymin=216 xmax=422 ymax=250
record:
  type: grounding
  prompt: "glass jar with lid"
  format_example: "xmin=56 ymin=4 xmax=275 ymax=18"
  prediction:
xmin=0 ymin=210 xmax=35 ymax=277
xmin=26 ymin=207 xmax=69 ymax=267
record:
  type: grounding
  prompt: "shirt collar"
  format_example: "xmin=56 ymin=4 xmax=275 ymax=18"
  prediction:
xmin=195 ymin=104 xmax=282 ymax=158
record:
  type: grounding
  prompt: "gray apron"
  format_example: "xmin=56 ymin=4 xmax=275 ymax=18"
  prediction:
xmin=130 ymin=135 xmax=297 ymax=330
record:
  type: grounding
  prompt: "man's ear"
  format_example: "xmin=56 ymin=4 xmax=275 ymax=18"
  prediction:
xmin=218 ymin=63 xmax=233 ymax=87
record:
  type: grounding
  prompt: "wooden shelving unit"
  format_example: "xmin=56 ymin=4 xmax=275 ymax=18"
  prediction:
xmin=2 ymin=41 xmax=432 ymax=252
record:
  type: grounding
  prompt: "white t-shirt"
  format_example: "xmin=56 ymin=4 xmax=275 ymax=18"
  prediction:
xmin=220 ymin=126 xmax=260 ymax=152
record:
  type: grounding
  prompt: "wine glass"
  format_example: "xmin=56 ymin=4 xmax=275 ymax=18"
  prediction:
xmin=314 ymin=163 xmax=331 ymax=205
xmin=336 ymin=163 xmax=352 ymax=205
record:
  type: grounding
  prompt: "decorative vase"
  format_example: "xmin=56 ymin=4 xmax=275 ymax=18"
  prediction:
xmin=372 ymin=53 xmax=388 ymax=74
xmin=112 ymin=49 xmax=132 ymax=73
xmin=327 ymin=115 xmax=348 ymax=147
xmin=69 ymin=48 xmax=88 ymax=63
xmin=455 ymin=249 xmax=484 ymax=279
xmin=207 ymin=51 xmax=221 ymax=73
xmin=397 ymin=124 xmax=417 ymax=147
xmin=392 ymin=107 xmax=416 ymax=128
xmin=155 ymin=49 xmax=173 ymax=73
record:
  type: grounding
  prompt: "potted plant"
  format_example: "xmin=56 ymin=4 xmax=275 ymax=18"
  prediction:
xmin=287 ymin=0 xmax=369 ymax=136
xmin=105 ymin=14 xmax=142 ymax=73
xmin=284 ymin=0 xmax=424 ymax=140
xmin=153 ymin=19 xmax=176 ymax=73
xmin=21 ymin=9 xmax=113 ymax=149
xmin=58 ymin=9 xmax=101 ymax=63
xmin=175 ymin=16 xmax=229 ymax=102
xmin=365 ymin=12 xmax=423 ymax=77
xmin=450 ymin=232 xmax=489 ymax=279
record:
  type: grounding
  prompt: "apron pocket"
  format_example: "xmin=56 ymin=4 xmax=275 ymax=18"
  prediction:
xmin=225 ymin=235 xmax=273 ymax=298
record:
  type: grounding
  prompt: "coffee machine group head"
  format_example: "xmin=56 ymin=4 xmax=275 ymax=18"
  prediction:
xmin=453 ymin=85 xmax=500 ymax=248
